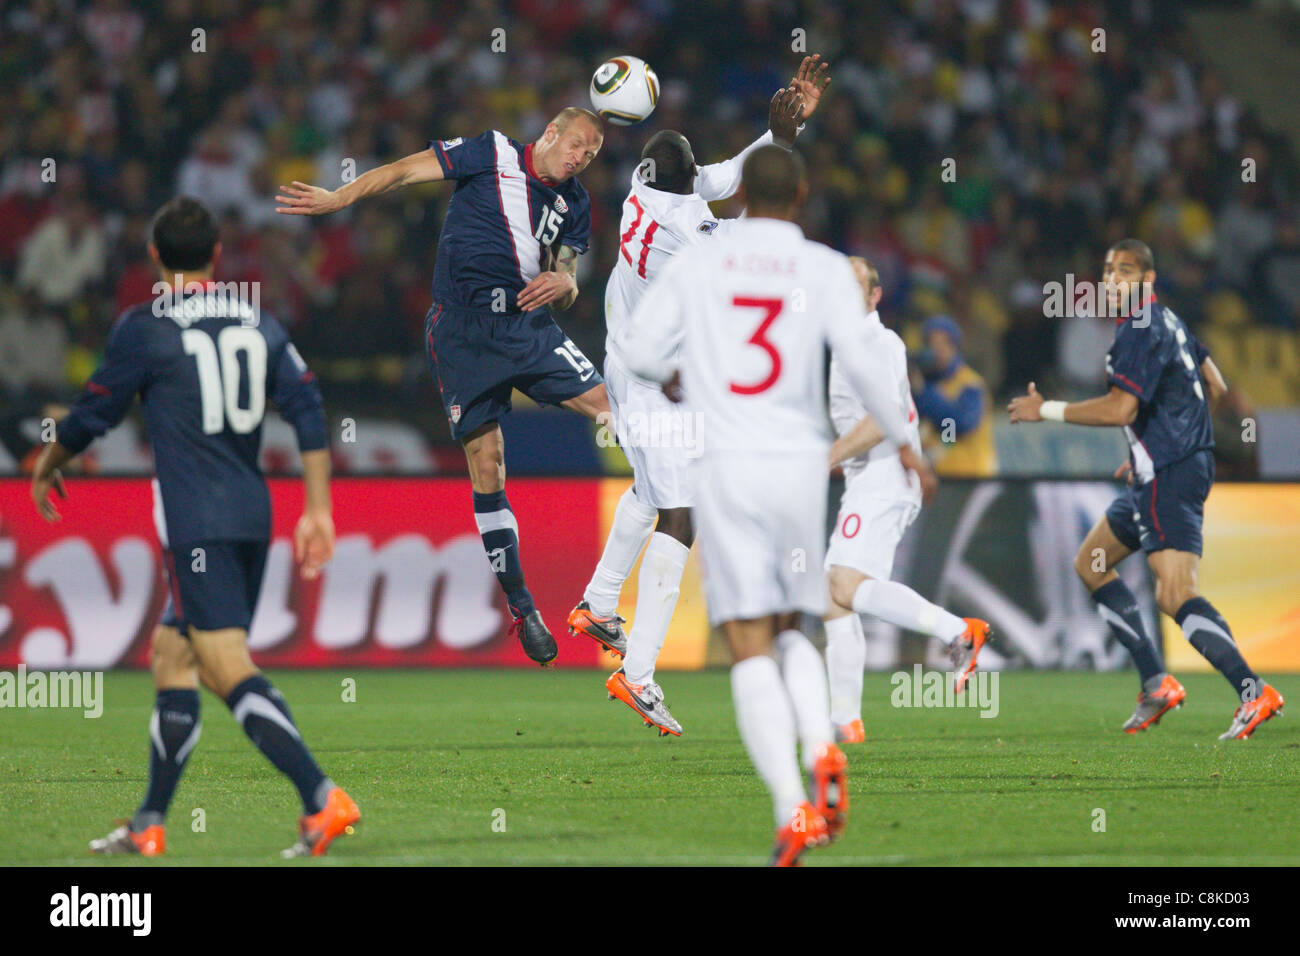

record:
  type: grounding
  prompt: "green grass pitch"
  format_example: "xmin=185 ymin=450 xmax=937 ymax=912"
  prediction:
xmin=2 ymin=670 xmax=1296 ymax=866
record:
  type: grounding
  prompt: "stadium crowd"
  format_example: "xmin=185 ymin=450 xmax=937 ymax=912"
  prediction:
xmin=1 ymin=0 xmax=1297 ymax=469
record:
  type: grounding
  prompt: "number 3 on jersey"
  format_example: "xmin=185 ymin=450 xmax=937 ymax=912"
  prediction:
xmin=182 ymin=327 xmax=267 ymax=434
xmin=729 ymin=296 xmax=784 ymax=395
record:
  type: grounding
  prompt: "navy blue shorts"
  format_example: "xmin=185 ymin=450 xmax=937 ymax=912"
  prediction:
xmin=425 ymin=300 xmax=602 ymax=441
xmin=1105 ymin=450 xmax=1214 ymax=556
xmin=161 ymin=540 xmax=269 ymax=633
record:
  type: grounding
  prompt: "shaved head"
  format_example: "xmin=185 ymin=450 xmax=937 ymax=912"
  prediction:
xmin=551 ymin=107 xmax=604 ymax=138
xmin=640 ymin=130 xmax=695 ymax=194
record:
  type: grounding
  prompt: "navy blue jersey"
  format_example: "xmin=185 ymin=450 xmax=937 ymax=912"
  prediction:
xmin=1105 ymin=299 xmax=1213 ymax=481
xmin=429 ymin=131 xmax=591 ymax=310
xmin=57 ymin=287 xmax=328 ymax=542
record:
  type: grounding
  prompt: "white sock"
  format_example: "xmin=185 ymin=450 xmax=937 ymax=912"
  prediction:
xmin=774 ymin=629 xmax=834 ymax=773
xmin=731 ymin=655 xmax=807 ymax=828
xmin=852 ymin=578 xmax=967 ymax=644
xmin=623 ymin=532 xmax=689 ymax=685
xmin=824 ymin=614 xmax=866 ymax=726
xmin=583 ymin=487 xmax=657 ymax=617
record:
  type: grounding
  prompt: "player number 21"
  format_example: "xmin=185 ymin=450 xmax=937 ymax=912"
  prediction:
xmin=182 ymin=327 xmax=267 ymax=434
xmin=729 ymin=296 xmax=784 ymax=395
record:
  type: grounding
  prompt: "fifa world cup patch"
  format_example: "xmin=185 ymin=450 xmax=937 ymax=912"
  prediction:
xmin=697 ymin=220 xmax=719 ymax=234
xmin=441 ymin=137 xmax=463 ymax=149
xmin=450 ymin=404 xmax=461 ymax=424
xmin=553 ymin=196 xmax=569 ymax=214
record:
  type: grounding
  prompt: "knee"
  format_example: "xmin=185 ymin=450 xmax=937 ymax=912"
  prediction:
xmin=827 ymin=567 xmax=864 ymax=611
xmin=150 ymin=627 xmax=197 ymax=687
xmin=466 ymin=448 xmax=504 ymax=493
xmin=656 ymin=508 xmax=694 ymax=546
xmin=1073 ymin=545 xmax=1108 ymax=590
xmin=1155 ymin=577 xmax=1197 ymax=617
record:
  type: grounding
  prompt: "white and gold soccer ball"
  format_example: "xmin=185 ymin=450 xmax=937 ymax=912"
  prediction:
xmin=589 ymin=55 xmax=659 ymax=125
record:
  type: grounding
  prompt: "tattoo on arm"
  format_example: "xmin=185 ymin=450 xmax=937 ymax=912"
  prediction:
xmin=554 ymin=245 xmax=579 ymax=308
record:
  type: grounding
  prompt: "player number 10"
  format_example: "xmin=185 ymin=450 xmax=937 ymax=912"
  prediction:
xmin=182 ymin=327 xmax=268 ymax=434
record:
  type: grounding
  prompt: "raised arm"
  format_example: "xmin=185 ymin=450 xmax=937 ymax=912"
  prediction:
xmin=275 ymin=148 xmax=446 ymax=217
xmin=695 ymin=87 xmax=807 ymax=200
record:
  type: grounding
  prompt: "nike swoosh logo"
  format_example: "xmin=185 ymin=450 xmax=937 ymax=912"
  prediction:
xmin=580 ymin=370 xmax=595 ymax=382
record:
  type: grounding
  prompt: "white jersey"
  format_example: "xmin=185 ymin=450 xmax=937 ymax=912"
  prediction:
xmin=828 ymin=310 xmax=923 ymax=505
xmin=604 ymin=132 xmax=776 ymax=375
xmin=617 ymin=217 xmax=910 ymax=459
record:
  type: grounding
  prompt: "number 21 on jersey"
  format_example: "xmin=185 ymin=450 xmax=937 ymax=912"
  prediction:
xmin=182 ymin=327 xmax=267 ymax=434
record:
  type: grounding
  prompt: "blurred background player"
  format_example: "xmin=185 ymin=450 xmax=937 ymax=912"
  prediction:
xmin=617 ymin=146 xmax=930 ymax=865
xmin=911 ymin=315 xmax=998 ymax=477
xmin=276 ymin=108 xmax=609 ymax=664
xmin=568 ymin=56 xmax=831 ymax=737
xmin=1009 ymin=238 xmax=1284 ymax=739
xmin=29 ymin=197 xmax=358 ymax=858
xmin=823 ymin=257 xmax=987 ymax=744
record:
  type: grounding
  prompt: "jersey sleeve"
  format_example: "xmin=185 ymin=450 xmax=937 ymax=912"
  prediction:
xmin=823 ymin=261 xmax=909 ymax=446
xmin=617 ymin=254 xmax=689 ymax=384
xmin=56 ymin=312 xmax=151 ymax=454
xmin=558 ymin=190 xmax=591 ymax=255
xmin=694 ymin=131 xmax=775 ymax=202
xmin=267 ymin=327 xmax=329 ymax=453
xmin=429 ymin=131 xmax=497 ymax=180
xmin=1189 ymin=331 xmax=1210 ymax=365
xmin=1107 ymin=320 xmax=1166 ymax=404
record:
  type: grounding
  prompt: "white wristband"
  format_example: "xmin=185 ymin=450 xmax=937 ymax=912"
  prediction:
xmin=1040 ymin=400 xmax=1067 ymax=422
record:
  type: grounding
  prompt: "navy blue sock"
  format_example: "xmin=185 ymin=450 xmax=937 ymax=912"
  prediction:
xmin=1092 ymin=579 xmax=1165 ymax=686
xmin=132 ymin=688 xmax=201 ymax=831
xmin=1175 ymin=598 xmax=1259 ymax=701
xmin=225 ymin=675 xmax=330 ymax=814
xmin=473 ymin=490 xmax=535 ymax=617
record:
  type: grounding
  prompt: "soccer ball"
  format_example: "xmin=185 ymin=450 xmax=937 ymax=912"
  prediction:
xmin=590 ymin=55 xmax=659 ymax=126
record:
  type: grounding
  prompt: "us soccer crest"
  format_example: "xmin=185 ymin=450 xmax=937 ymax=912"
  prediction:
xmin=553 ymin=196 xmax=569 ymax=214
xmin=450 ymin=404 xmax=461 ymax=424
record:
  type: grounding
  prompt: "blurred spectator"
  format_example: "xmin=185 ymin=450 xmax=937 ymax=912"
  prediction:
xmin=0 ymin=0 xmax=1296 ymax=471
xmin=17 ymin=195 xmax=106 ymax=306
xmin=912 ymin=315 xmax=997 ymax=477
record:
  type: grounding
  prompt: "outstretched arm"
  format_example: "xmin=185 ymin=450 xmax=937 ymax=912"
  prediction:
xmin=1008 ymin=382 xmax=1138 ymax=426
xmin=276 ymin=149 xmax=446 ymax=217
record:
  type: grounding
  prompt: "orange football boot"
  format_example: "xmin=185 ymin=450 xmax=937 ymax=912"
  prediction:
xmin=89 ymin=823 xmax=165 ymax=857
xmin=1219 ymin=684 xmax=1285 ymax=740
xmin=811 ymin=743 xmax=849 ymax=841
xmin=1122 ymin=675 xmax=1186 ymax=733
xmin=835 ymin=718 xmax=865 ymax=744
xmin=770 ymin=802 xmax=831 ymax=867
xmin=951 ymin=618 xmax=992 ymax=694
xmin=282 ymin=786 xmax=361 ymax=858
xmin=567 ymin=601 xmax=628 ymax=658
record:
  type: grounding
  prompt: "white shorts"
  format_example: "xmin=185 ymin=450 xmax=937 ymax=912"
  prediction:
xmin=692 ymin=452 xmax=828 ymax=626
xmin=604 ymin=354 xmax=696 ymax=509
xmin=824 ymin=480 xmax=919 ymax=581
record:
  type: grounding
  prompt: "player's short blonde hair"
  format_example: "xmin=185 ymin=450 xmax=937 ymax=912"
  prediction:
xmin=551 ymin=107 xmax=604 ymax=138
xmin=848 ymin=256 xmax=880 ymax=294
